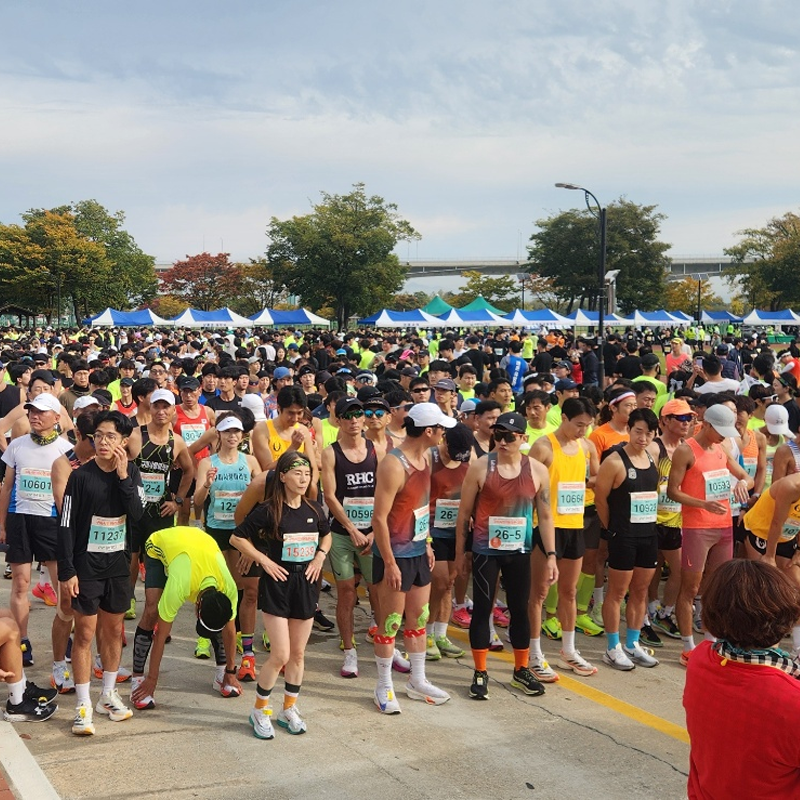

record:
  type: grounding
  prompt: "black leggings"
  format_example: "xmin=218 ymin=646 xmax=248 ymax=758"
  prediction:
xmin=469 ymin=552 xmax=530 ymax=650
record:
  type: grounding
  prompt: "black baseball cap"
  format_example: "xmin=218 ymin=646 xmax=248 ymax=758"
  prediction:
xmin=492 ymin=412 xmax=526 ymax=434
xmin=335 ymin=397 xmax=364 ymax=417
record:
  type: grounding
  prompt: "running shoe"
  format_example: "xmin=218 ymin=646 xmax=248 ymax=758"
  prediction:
xmin=465 ymin=597 xmax=474 ymax=611
xmin=65 ymin=636 xmax=72 ymax=663
xmin=124 ymin=598 xmax=137 ymax=620
xmin=624 ymin=642 xmax=660 ymax=668
xmin=3 ymin=563 xmax=11 ymax=579
xmin=321 ymin=578 xmax=332 ymax=592
xmin=72 ymin=702 xmax=95 ymax=735
xmin=680 ymin=650 xmax=692 ymax=667
xmin=603 ymin=643 xmax=635 ymax=671
xmin=52 ymin=663 xmax=75 ymax=694
xmin=236 ymin=632 xmax=243 ymax=655
xmin=529 ymin=655 xmax=559 ymax=684
xmin=492 ymin=606 xmax=510 ymax=628
xmin=21 ymin=637 xmax=33 ymax=667
xmin=93 ymin=657 xmax=132 ymax=682
xmin=237 ymin=654 xmax=256 ymax=682
xmin=261 ymin=632 xmax=271 ymax=652
xmin=405 ymin=679 xmax=451 ymax=705
xmin=425 ymin=634 xmax=441 ymax=661
xmin=495 ymin=599 xmax=508 ymax=611
xmin=488 ymin=632 xmax=504 ymax=652
xmin=4 ymin=695 xmax=56 ymax=722
xmin=640 ymin=624 xmax=663 ymax=648
xmin=653 ymin=612 xmax=681 ymax=639
xmin=339 ymin=635 xmax=357 ymax=651
xmin=511 ymin=666 xmax=546 ymax=696
xmin=130 ymin=676 xmax=155 ymax=710
xmin=692 ymin=614 xmax=703 ymax=634
xmin=590 ymin=601 xmax=604 ymax=628
xmin=249 ymin=705 xmax=275 ymax=739
xmin=24 ymin=680 xmax=58 ymax=706
xmin=450 ymin=607 xmax=472 ymax=629
xmin=469 ymin=669 xmax=489 ymax=700
xmin=575 ymin=613 xmax=604 ymax=636
xmin=366 ymin=625 xmax=378 ymax=644
xmin=96 ymin=689 xmax=133 ymax=721
xmin=277 ymin=705 xmax=307 ymax=734
xmin=32 ymin=582 xmax=57 ymax=606
xmin=435 ymin=635 xmax=464 ymax=658
xmin=313 ymin=608 xmax=335 ymax=632
xmin=558 ymin=649 xmax=598 ymax=677
xmin=541 ymin=617 xmax=563 ymax=641
xmin=392 ymin=649 xmax=411 ymax=673
xmin=374 ymin=686 xmax=401 ymax=714
xmin=213 ymin=675 xmax=242 ymax=697
xmin=195 ymin=636 xmax=212 ymax=659
xmin=341 ymin=649 xmax=358 ymax=678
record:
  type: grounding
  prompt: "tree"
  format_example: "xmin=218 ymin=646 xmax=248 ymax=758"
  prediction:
xmin=447 ymin=271 xmax=520 ymax=312
xmin=526 ymin=199 xmax=671 ymax=315
xmin=725 ymin=212 xmax=800 ymax=311
xmin=391 ymin=291 xmax=431 ymax=311
xmin=267 ymin=183 xmax=419 ymax=329
xmin=159 ymin=252 xmax=243 ymax=311
xmin=232 ymin=258 xmax=289 ymax=316
xmin=664 ymin=278 xmax=723 ymax=317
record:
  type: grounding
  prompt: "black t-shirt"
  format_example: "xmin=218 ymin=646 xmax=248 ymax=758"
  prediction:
xmin=615 ymin=355 xmax=643 ymax=380
xmin=531 ymin=352 xmax=553 ymax=374
xmin=0 ymin=384 xmax=21 ymax=419
xmin=603 ymin=342 xmax=621 ymax=372
xmin=206 ymin=394 xmax=242 ymax=413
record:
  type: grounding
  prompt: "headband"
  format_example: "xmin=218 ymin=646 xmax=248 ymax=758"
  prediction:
xmin=609 ymin=391 xmax=635 ymax=406
xmin=281 ymin=457 xmax=310 ymax=474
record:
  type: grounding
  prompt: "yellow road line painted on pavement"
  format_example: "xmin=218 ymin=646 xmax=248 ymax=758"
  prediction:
xmin=446 ymin=627 xmax=689 ymax=744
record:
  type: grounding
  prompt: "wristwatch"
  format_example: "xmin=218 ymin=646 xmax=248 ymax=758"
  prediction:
xmin=545 ymin=550 xmax=557 ymax=558
xmin=174 ymin=496 xmax=184 ymax=506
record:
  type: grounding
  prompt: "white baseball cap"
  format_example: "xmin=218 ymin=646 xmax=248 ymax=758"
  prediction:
xmin=704 ymin=404 xmax=739 ymax=439
xmin=407 ymin=403 xmax=457 ymax=429
xmin=216 ymin=415 xmax=244 ymax=432
xmin=765 ymin=404 xmax=792 ymax=436
xmin=25 ymin=394 xmax=62 ymax=414
xmin=240 ymin=393 xmax=267 ymax=422
xmin=73 ymin=395 xmax=101 ymax=412
xmin=150 ymin=389 xmax=176 ymax=406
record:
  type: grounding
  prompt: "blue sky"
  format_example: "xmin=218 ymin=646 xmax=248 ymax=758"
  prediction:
xmin=2 ymin=1 xmax=798 ymax=295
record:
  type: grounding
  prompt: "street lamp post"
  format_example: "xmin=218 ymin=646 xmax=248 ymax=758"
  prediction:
xmin=555 ymin=183 xmax=607 ymax=387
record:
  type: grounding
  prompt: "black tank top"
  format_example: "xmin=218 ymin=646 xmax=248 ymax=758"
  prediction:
xmin=136 ymin=428 xmax=174 ymax=515
xmin=607 ymin=448 xmax=658 ymax=538
xmin=330 ymin=439 xmax=378 ymax=535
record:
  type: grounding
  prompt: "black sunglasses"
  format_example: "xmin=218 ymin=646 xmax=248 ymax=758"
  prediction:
xmin=492 ymin=430 xmax=518 ymax=443
xmin=411 ymin=387 xmax=431 ymax=393
xmin=340 ymin=410 xmax=364 ymax=420
xmin=670 ymin=414 xmax=694 ymax=423
xmin=364 ymin=409 xmax=387 ymax=419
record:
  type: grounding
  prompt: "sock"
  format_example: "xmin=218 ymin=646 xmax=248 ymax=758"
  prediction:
xmin=255 ymin=683 xmax=272 ymax=709
xmin=39 ymin=564 xmax=50 ymax=587
xmin=241 ymin=634 xmax=254 ymax=656
xmin=375 ymin=655 xmax=393 ymax=690
xmin=576 ymin=573 xmax=594 ymax=613
xmin=681 ymin=635 xmax=695 ymax=652
xmin=529 ymin=637 xmax=543 ymax=660
xmin=75 ymin=682 xmax=91 ymax=706
xmin=472 ymin=648 xmax=488 ymax=671
xmin=625 ymin=628 xmax=640 ymax=649
xmin=409 ymin=651 xmax=427 ymax=685
xmin=283 ymin=682 xmax=300 ymax=710
xmin=643 ymin=613 xmax=651 ymax=627
xmin=102 ymin=671 xmax=118 ymax=694
xmin=647 ymin=600 xmax=659 ymax=618
xmin=7 ymin=678 xmax=25 ymax=706
xmin=132 ymin=626 xmax=154 ymax=674
xmin=606 ymin=631 xmax=620 ymax=651
xmin=433 ymin=622 xmax=448 ymax=639
xmin=544 ymin=584 xmax=558 ymax=616
xmin=593 ymin=587 xmax=604 ymax=607
xmin=662 ymin=604 xmax=675 ymax=617
xmin=513 ymin=648 xmax=529 ymax=671
xmin=426 ymin=622 xmax=435 ymax=638
xmin=215 ymin=665 xmax=225 ymax=683
xmin=562 ymin=630 xmax=576 ymax=655
xmin=703 ymin=631 xmax=717 ymax=643
xmin=211 ymin=633 xmax=227 ymax=666
xmin=792 ymin=625 xmax=800 ymax=653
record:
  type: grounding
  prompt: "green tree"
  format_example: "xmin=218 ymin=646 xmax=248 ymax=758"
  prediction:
xmin=724 ymin=212 xmax=800 ymax=311
xmin=447 ymin=271 xmax=520 ymax=312
xmin=664 ymin=278 xmax=723 ymax=316
xmin=267 ymin=183 xmax=419 ymax=329
xmin=526 ymin=199 xmax=671 ymax=315
xmin=232 ymin=258 xmax=289 ymax=316
xmin=391 ymin=291 xmax=431 ymax=311
xmin=160 ymin=252 xmax=243 ymax=310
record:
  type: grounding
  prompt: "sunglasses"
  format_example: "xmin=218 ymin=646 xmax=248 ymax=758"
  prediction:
xmin=411 ymin=387 xmax=431 ymax=393
xmin=492 ymin=430 xmax=518 ymax=444
xmin=670 ymin=414 xmax=694 ymax=423
xmin=340 ymin=410 xmax=364 ymax=420
xmin=364 ymin=409 xmax=387 ymax=419
xmin=391 ymin=404 xmax=414 ymax=412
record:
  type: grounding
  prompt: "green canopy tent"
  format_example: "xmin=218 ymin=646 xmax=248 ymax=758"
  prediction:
xmin=422 ymin=296 xmax=453 ymax=315
xmin=459 ymin=295 xmax=506 ymax=315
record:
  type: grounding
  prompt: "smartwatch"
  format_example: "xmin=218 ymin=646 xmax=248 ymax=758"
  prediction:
xmin=174 ymin=496 xmax=184 ymax=506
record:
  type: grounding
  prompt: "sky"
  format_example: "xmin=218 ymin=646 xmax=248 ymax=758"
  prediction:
xmin=2 ymin=1 xmax=799 ymax=297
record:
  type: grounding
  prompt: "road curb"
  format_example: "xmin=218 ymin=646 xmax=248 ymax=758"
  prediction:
xmin=0 ymin=721 xmax=61 ymax=800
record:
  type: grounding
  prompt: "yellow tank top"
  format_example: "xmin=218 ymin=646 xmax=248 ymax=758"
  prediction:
xmin=266 ymin=419 xmax=305 ymax=460
xmin=321 ymin=418 xmax=339 ymax=449
xmin=547 ymin=433 xmax=588 ymax=529
xmin=743 ymin=487 xmax=800 ymax=542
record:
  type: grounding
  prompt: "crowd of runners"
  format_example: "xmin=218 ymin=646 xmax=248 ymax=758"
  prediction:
xmin=2 ymin=321 xmax=800 ymax=757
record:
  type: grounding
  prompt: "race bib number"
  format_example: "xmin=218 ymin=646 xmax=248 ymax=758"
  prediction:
xmin=88 ymin=515 xmax=126 ymax=553
xmin=18 ymin=468 xmax=52 ymax=501
xmin=780 ymin=518 xmax=800 ymax=542
xmin=281 ymin=532 xmax=319 ymax=563
xmin=412 ymin=506 xmax=430 ymax=542
xmin=180 ymin=424 xmax=206 ymax=444
xmin=213 ymin=490 xmax=240 ymax=522
xmin=343 ymin=497 xmax=374 ymax=530
xmin=141 ymin=472 xmax=166 ymax=504
xmin=434 ymin=499 xmax=459 ymax=529
xmin=742 ymin=457 xmax=758 ymax=479
xmin=703 ymin=469 xmax=730 ymax=502
xmin=630 ymin=491 xmax=658 ymax=524
xmin=488 ymin=515 xmax=526 ymax=551
xmin=658 ymin=486 xmax=680 ymax=514
xmin=557 ymin=482 xmax=585 ymax=515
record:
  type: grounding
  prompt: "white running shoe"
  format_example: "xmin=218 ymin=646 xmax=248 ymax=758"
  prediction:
xmin=213 ymin=675 xmax=242 ymax=697
xmin=405 ymin=679 xmax=451 ymax=706
xmin=249 ymin=705 xmax=274 ymax=739
xmin=277 ymin=705 xmax=307 ymax=734
xmin=72 ymin=702 xmax=95 ymax=735
xmin=558 ymin=649 xmax=598 ymax=677
xmin=529 ymin=655 xmax=559 ymax=683
xmin=52 ymin=662 xmax=75 ymax=694
xmin=341 ymin=649 xmax=359 ymax=678
xmin=590 ymin=601 xmax=604 ymax=628
xmin=391 ymin=649 xmax=411 ymax=673
xmin=130 ymin=675 xmax=155 ymax=710
xmin=95 ymin=689 xmax=133 ymax=722
xmin=603 ymin=643 xmax=635 ymax=671
xmin=374 ymin=685 xmax=401 ymax=714
xmin=624 ymin=642 xmax=660 ymax=668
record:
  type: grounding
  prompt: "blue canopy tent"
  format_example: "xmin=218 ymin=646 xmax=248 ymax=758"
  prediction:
xmin=632 ymin=310 xmax=682 ymax=326
xmin=701 ymin=311 xmax=743 ymax=324
xmin=436 ymin=308 xmax=507 ymax=327
xmin=742 ymin=309 xmax=800 ymax=325
xmin=502 ymin=309 xmax=572 ymax=327
xmin=358 ymin=309 xmax=447 ymax=328
xmin=87 ymin=308 xmax=171 ymax=327
xmin=671 ymin=310 xmax=693 ymax=323
xmin=249 ymin=308 xmax=331 ymax=327
xmin=170 ymin=307 xmax=253 ymax=328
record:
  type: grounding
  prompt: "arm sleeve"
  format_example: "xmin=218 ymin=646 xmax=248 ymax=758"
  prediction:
xmin=157 ymin=553 xmax=192 ymax=623
xmin=57 ymin=470 xmax=79 ymax=582
xmin=120 ymin=462 xmax=145 ymax=523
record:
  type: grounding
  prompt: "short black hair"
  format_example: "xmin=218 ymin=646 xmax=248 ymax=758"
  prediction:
xmin=93 ymin=409 xmax=134 ymax=437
